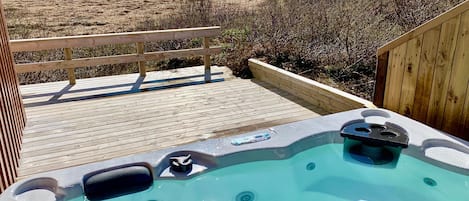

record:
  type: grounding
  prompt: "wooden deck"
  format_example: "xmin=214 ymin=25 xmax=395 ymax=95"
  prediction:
xmin=17 ymin=66 xmax=326 ymax=179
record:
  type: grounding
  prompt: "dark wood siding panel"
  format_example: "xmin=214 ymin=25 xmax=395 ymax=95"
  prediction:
xmin=0 ymin=0 xmax=26 ymax=192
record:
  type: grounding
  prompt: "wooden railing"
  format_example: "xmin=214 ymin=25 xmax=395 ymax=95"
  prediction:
xmin=249 ymin=59 xmax=376 ymax=114
xmin=10 ymin=26 xmax=222 ymax=84
xmin=0 ymin=0 xmax=27 ymax=191
xmin=374 ymin=0 xmax=469 ymax=140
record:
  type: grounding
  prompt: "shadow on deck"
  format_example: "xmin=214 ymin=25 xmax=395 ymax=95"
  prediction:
xmin=17 ymin=66 xmax=325 ymax=179
xmin=21 ymin=67 xmax=229 ymax=107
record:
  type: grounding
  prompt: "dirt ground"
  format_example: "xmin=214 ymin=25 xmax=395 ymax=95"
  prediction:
xmin=2 ymin=0 xmax=260 ymax=38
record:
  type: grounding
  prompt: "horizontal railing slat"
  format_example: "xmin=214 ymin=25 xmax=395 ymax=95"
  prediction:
xmin=10 ymin=26 xmax=221 ymax=52
xmin=15 ymin=47 xmax=222 ymax=73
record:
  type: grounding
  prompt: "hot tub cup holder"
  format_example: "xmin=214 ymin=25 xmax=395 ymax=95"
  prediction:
xmin=420 ymin=139 xmax=469 ymax=170
xmin=159 ymin=151 xmax=215 ymax=178
xmin=13 ymin=178 xmax=60 ymax=201
xmin=341 ymin=122 xmax=409 ymax=167
xmin=360 ymin=109 xmax=391 ymax=118
xmin=169 ymin=154 xmax=193 ymax=173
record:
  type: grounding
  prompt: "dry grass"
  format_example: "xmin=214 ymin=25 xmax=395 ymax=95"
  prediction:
xmin=3 ymin=0 xmax=260 ymax=37
xmin=4 ymin=0 xmax=261 ymax=84
xmin=3 ymin=0 xmax=464 ymax=99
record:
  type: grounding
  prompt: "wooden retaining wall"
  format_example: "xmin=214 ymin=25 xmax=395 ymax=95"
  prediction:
xmin=249 ymin=59 xmax=375 ymax=114
xmin=374 ymin=0 xmax=469 ymax=140
xmin=0 ymin=0 xmax=26 ymax=191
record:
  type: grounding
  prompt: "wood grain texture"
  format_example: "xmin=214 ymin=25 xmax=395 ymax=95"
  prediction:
xmin=442 ymin=10 xmax=469 ymax=136
xmin=10 ymin=26 xmax=221 ymax=52
xmin=21 ymin=65 xmax=233 ymax=107
xmin=398 ymin=36 xmax=423 ymax=116
xmin=248 ymin=59 xmax=375 ymax=113
xmin=137 ymin=42 xmax=145 ymax=77
xmin=15 ymin=47 xmax=222 ymax=73
xmin=373 ymin=52 xmax=389 ymax=107
xmin=203 ymin=37 xmax=211 ymax=82
xmin=461 ymin=85 xmax=469 ymax=137
xmin=412 ymin=27 xmax=440 ymax=122
xmin=12 ymin=27 xmax=221 ymax=86
xmin=0 ymin=6 xmax=17 ymax=186
xmin=377 ymin=5 xmax=469 ymax=139
xmin=64 ymin=48 xmax=75 ymax=85
xmin=383 ymin=43 xmax=407 ymax=111
xmin=17 ymin=68 xmax=323 ymax=178
xmin=427 ymin=15 xmax=461 ymax=128
xmin=0 ymin=0 xmax=26 ymax=192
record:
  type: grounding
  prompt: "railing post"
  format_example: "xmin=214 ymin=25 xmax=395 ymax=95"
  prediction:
xmin=137 ymin=42 xmax=146 ymax=77
xmin=203 ymin=37 xmax=211 ymax=83
xmin=64 ymin=48 xmax=76 ymax=85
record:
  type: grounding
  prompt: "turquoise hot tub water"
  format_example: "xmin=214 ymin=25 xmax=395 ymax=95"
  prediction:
xmin=69 ymin=143 xmax=469 ymax=201
xmin=4 ymin=109 xmax=468 ymax=201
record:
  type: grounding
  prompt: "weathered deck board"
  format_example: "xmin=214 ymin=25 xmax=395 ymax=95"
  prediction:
xmin=17 ymin=66 xmax=324 ymax=179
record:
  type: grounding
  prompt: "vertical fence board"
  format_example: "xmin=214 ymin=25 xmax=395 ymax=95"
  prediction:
xmin=0 ymin=149 xmax=5 ymax=189
xmin=373 ymin=52 xmax=389 ymax=108
xmin=383 ymin=43 xmax=407 ymax=111
xmin=0 ymin=101 xmax=14 ymax=185
xmin=0 ymin=0 xmax=26 ymax=191
xmin=426 ymin=15 xmax=461 ymax=128
xmin=0 ymin=14 xmax=22 ymax=158
xmin=0 ymin=7 xmax=20 ymax=174
xmin=442 ymin=10 xmax=469 ymax=136
xmin=461 ymin=84 xmax=469 ymax=136
xmin=412 ymin=27 xmax=441 ymax=122
xmin=377 ymin=2 xmax=469 ymax=139
xmin=0 ymin=36 xmax=18 ymax=184
xmin=382 ymin=50 xmax=394 ymax=109
xmin=398 ymin=36 xmax=423 ymax=116
xmin=0 ymin=112 xmax=9 ymax=188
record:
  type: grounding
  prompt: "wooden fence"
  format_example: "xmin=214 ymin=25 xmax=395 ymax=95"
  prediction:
xmin=0 ymin=0 xmax=27 ymax=191
xmin=10 ymin=26 xmax=222 ymax=84
xmin=374 ymin=0 xmax=469 ymax=140
xmin=249 ymin=59 xmax=376 ymax=114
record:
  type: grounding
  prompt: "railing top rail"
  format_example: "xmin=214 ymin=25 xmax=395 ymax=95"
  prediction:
xmin=377 ymin=0 xmax=469 ymax=56
xmin=10 ymin=26 xmax=221 ymax=52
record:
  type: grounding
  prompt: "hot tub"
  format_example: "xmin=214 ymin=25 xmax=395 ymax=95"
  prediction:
xmin=1 ymin=109 xmax=468 ymax=201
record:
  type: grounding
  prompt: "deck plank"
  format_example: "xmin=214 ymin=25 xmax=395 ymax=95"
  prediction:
xmin=17 ymin=66 xmax=324 ymax=179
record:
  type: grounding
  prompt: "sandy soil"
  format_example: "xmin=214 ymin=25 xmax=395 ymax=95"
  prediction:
xmin=2 ymin=0 xmax=260 ymax=38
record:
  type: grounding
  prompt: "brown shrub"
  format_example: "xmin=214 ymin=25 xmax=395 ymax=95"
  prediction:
xmin=7 ymin=0 xmax=464 ymax=99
